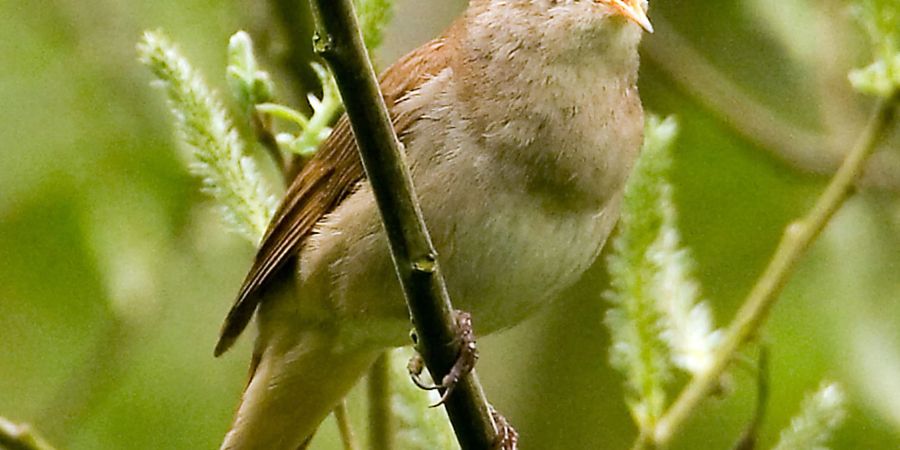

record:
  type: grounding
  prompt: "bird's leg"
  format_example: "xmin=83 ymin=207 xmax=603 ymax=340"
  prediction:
xmin=406 ymin=310 xmax=480 ymax=406
xmin=436 ymin=310 xmax=479 ymax=404
xmin=406 ymin=322 xmax=518 ymax=449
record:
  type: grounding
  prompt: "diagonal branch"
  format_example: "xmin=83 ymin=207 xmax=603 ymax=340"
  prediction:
xmin=632 ymin=91 xmax=898 ymax=449
xmin=0 ymin=418 xmax=56 ymax=450
xmin=304 ymin=1 xmax=501 ymax=448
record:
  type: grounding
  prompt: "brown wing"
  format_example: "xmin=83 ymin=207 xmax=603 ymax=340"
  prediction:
xmin=214 ymin=36 xmax=458 ymax=356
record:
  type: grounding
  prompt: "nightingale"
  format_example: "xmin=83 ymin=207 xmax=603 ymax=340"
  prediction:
xmin=216 ymin=1 xmax=651 ymax=448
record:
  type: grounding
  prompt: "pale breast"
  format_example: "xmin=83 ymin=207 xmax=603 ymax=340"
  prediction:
xmin=294 ymin=61 xmax=640 ymax=346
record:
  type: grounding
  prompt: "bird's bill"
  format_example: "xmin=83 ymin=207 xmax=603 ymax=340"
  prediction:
xmin=605 ymin=0 xmax=654 ymax=33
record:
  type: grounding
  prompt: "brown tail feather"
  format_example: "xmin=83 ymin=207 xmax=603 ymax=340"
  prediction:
xmin=219 ymin=331 xmax=378 ymax=450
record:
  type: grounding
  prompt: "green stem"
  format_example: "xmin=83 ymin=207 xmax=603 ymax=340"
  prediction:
xmin=0 ymin=418 xmax=56 ymax=450
xmin=251 ymin=111 xmax=288 ymax=178
xmin=635 ymin=92 xmax=898 ymax=449
xmin=334 ymin=401 xmax=359 ymax=450
xmin=368 ymin=352 xmax=395 ymax=450
xmin=305 ymin=1 xmax=501 ymax=448
xmin=256 ymin=103 xmax=310 ymax=128
xmin=293 ymin=92 xmax=343 ymax=157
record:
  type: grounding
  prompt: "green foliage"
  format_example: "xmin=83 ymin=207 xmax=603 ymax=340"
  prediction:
xmin=226 ymin=31 xmax=275 ymax=114
xmin=138 ymin=31 xmax=277 ymax=243
xmin=262 ymin=62 xmax=343 ymax=158
xmin=137 ymin=0 xmax=396 ymax=244
xmin=605 ymin=116 xmax=677 ymax=429
xmin=849 ymin=0 xmax=900 ymax=96
xmin=772 ymin=383 xmax=847 ymax=450
xmin=606 ymin=115 xmax=722 ymax=430
xmin=644 ymin=129 xmax=720 ymax=377
xmin=355 ymin=0 xmax=393 ymax=53
xmin=848 ymin=54 xmax=900 ymax=97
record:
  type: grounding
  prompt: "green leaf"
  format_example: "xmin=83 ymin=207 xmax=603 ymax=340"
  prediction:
xmin=226 ymin=31 xmax=275 ymax=112
xmin=849 ymin=0 xmax=900 ymax=96
xmin=849 ymin=54 xmax=900 ymax=97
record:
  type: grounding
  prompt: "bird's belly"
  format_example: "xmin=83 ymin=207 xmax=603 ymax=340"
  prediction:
xmin=431 ymin=187 xmax=612 ymax=334
xmin=294 ymin=171 xmax=617 ymax=348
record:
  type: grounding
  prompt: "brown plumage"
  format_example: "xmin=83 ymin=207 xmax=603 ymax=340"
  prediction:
xmin=215 ymin=33 xmax=459 ymax=357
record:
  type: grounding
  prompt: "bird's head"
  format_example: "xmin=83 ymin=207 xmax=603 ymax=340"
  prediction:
xmin=468 ymin=0 xmax=651 ymax=32
xmin=464 ymin=0 xmax=652 ymax=66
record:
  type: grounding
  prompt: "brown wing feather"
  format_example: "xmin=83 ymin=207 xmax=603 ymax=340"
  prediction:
xmin=215 ymin=36 xmax=458 ymax=356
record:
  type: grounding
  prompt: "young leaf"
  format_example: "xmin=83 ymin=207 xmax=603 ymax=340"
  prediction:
xmin=227 ymin=31 xmax=275 ymax=113
xmin=849 ymin=0 xmax=900 ymax=96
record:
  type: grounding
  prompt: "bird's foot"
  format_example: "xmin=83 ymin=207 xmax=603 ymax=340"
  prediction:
xmin=406 ymin=310 xmax=479 ymax=406
xmin=490 ymin=405 xmax=519 ymax=450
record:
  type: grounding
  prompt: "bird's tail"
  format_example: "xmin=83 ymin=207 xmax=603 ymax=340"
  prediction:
xmin=220 ymin=332 xmax=379 ymax=450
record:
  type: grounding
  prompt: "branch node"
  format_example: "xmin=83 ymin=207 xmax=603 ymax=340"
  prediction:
xmin=784 ymin=222 xmax=806 ymax=240
xmin=312 ymin=32 xmax=335 ymax=56
xmin=412 ymin=253 xmax=438 ymax=274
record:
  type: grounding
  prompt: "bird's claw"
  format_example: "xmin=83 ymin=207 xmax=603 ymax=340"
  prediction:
xmin=406 ymin=310 xmax=480 ymax=407
xmin=407 ymin=352 xmax=439 ymax=391
xmin=490 ymin=405 xmax=519 ymax=450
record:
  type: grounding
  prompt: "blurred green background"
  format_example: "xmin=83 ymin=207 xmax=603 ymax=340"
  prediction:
xmin=1 ymin=0 xmax=898 ymax=448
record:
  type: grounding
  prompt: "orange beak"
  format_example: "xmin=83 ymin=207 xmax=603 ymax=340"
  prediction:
xmin=606 ymin=0 xmax=654 ymax=33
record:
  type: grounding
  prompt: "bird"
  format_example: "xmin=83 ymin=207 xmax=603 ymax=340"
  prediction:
xmin=216 ymin=0 xmax=651 ymax=448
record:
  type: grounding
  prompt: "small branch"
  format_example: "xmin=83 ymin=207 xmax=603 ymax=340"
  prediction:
xmin=0 ymin=418 xmax=56 ymax=450
xmin=634 ymin=92 xmax=898 ymax=449
xmin=305 ymin=1 xmax=500 ymax=449
xmin=251 ymin=112 xmax=288 ymax=178
xmin=368 ymin=352 xmax=396 ymax=450
xmin=732 ymin=347 xmax=770 ymax=450
xmin=334 ymin=400 xmax=360 ymax=450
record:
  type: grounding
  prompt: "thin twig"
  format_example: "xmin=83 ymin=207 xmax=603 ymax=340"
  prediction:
xmin=732 ymin=347 xmax=770 ymax=450
xmin=0 ymin=418 xmax=56 ymax=450
xmin=334 ymin=400 xmax=360 ymax=450
xmin=251 ymin=112 xmax=288 ymax=178
xmin=368 ymin=352 xmax=396 ymax=450
xmin=632 ymin=92 xmax=898 ymax=449
xmin=305 ymin=1 xmax=501 ymax=448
